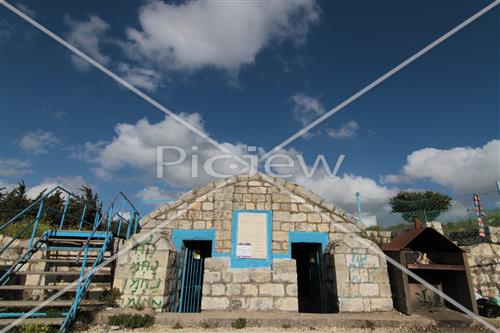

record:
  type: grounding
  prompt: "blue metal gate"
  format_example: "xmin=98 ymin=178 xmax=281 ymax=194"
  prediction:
xmin=179 ymin=247 xmax=205 ymax=313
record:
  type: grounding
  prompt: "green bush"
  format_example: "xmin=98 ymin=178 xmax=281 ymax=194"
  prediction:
xmin=0 ymin=218 xmax=53 ymax=239
xmin=18 ymin=324 xmax=53 ymax=333
xmin=231 ymin=318 xmax=247 ymax=329
xmin=108 ymin=313 xmax=155 ymax=329
xmin=173 ymin=322 xmax=183 ymax=329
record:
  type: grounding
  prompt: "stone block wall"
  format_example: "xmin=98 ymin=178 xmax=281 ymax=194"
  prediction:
xmin=0 ymin=235 xmax=30 ymax=266
xmin=140 ymin=174 xmax=360 ymax=257
xmin=364 ymin=231 xmax=394 ymax=246
xmin=464 ymin=242 xmax=500 ymax=298
xmin=201 ymin=258 xmax=298 ymax=312
xmin=328 ymin=237 xmax=393 ymax=312
xmin=114 ymin=233 xmax=179 ymax=311
xmin=0 ymin=235 xmax=47 ymax=299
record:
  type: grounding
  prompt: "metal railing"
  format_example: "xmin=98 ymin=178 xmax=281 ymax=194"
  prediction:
xmin=75 ymin=191 xmax=140 ymax=262
xmin=60 ymin=232 xmax=113 ymax=332
xmin=0 ymin=186 xmax=103 ymax=256
xmin=0 ymin=186 xmax=141 ymax=332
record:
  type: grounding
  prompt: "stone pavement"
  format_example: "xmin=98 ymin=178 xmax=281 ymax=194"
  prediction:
xmin=92 ymin=308 xmax=500 ymax=332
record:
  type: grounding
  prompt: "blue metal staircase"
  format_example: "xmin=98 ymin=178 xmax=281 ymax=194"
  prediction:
xmin=0 ymin=187 xmax=140 ymax=332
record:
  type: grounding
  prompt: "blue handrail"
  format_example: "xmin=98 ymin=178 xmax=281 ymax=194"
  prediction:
xmin=0 ymin=186 xmax=104 ymax=259
xmin=0 ymin=186 xmax=141 ymax=332
xmin=75 ymin=191 xmax=140 ymax=261
xmin=60 ymin=232 xmax=113 ymax=332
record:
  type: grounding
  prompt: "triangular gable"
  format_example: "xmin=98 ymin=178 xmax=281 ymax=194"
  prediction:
xmin=141 ymin=173 xmax=360 ymax=228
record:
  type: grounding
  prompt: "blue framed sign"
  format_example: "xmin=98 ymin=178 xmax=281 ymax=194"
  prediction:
xmin=231 ymin=210 xmax=272 ymax=268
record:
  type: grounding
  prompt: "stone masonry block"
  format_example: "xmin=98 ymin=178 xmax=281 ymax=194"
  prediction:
xmin=247 ymin=297 xmax=273 ymax=311
xmin=286 ymin=284 xmax=298 ymax=297
xmin=242 ymin=284 xmax=259 ymax=296
xmin=273 ymin=272 xmax=297 ymax=283
xmin=339 ymin=297 xmax=365 ymax=312
xmin=204 ymin=258 xmax=229 ymax=271
xmin=203 ymin=272 xmax=221 ymax=284
xmin=259 ymin=283 xmax=285 ymax=297
xmin=233 ymin=270 xmax=251 ymax=283
xmin=202 ymin=297 xmax=229 ymax=311
xmin=359 ymin=283 xmax=379 ymax=297
xmin=272 ymin=259 xmax=296 ymax=272
xmin=274 ymin=297 xmax=298 ymax=312
xmin=250 ymin=270 xmax=272 ymax=283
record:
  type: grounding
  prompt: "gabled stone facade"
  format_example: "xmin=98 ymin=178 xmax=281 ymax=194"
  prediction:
xmin=120 ymin=173 xmax=393 ymax=313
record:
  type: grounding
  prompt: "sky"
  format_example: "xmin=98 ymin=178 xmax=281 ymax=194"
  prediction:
xmin=0 ymin=0 xmax=499 ymax=225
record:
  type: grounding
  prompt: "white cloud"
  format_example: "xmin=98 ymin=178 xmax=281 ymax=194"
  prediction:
xmin=0 ymin=181 xmax=17 ymax=193
xmin=136 ymin=186 xmax=177 ymax=205
xmin=326 ymin=121 xmax=359 ymax=139
xmin=290 ymin=93 xmax=325 ymax=126
xmin=75 ymin=110 xmax=394 ymax=221
xmin=125 ymin=0 xmax=320 ymax=72
xmin=117 ymin=63 xmax=161 ymax=92
xmin=292 ymin=173 xmax=398 ymax=221
xmin=18 ymin=130 xmax=59 ymax=154
xmin=64 ymin=15 xmax=110 ymax=71
xmin=77 ymin=114 xmax=252 ymax=188
xmin=0 ymin=159 xmax=32 ymax=177
xmin=25 ymin=176 xmax=89 ymax=199
xmin=383 ymin=140 xmax=500 ymax=194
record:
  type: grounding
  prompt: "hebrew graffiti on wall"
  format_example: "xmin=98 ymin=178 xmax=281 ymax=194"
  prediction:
xmin=119 ymin=235 xmax=165 ymax=310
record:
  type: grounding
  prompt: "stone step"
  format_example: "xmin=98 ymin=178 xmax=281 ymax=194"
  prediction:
xmin=0 ymin=317 xmax=64 ymax=326
xmin=14 ymin=270 xmax=111 ymax=276
xmin=0 ymin=283 xmax=110 ymax=291
xmin=46 ymin=237 xmax=105 ymax=242
xmin=27 ymin=258 xmax=109 ymax=264
xmin=41 ymin=246 xmax=106 ymax=252
xmin=0 ymin=299 xmax=104 ymax=307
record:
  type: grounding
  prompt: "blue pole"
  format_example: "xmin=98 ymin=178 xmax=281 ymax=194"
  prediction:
xmin=117 ymin=198 xmax=126 ymax=237
xmin=93 ymin=212 xmax=100 ymax=230
xmin=355 ymin=192 xmax=362 ymax=225
xmin=59 ymin=193 xmax=71 ymax=230
xmin=126 ymin=209 xmax=134 ymax=240
xmin=133 ymin=212 xmax=140 ymax=235
xmin=178 ymin=249 xmax=189 ymax=313
xmin=78 ymin=204 xmax=87 ymax=230
xmin=107 ymin=204 xmax=114 ymax=233
xmin=29 ymin=199 xmax=45 ymax=250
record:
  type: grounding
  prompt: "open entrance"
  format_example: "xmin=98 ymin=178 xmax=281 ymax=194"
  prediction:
xmin=292 ymin=243 xmax=323 ymax=313
xmin=179 ymin=240 xmax=212 ymax=313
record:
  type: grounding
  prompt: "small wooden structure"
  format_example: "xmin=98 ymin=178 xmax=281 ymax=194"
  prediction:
xmin=383 ymin=227 xmax=478 ymax=315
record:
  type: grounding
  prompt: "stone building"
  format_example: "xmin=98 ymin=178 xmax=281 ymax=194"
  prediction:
xmin=113 ymin=173 xmax=393 ymax=313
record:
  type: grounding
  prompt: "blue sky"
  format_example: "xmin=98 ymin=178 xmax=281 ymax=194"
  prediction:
xmin=0 ymin=0 xmax=498 ymax=222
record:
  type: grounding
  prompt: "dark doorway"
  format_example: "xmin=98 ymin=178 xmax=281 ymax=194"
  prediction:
xmin=179 ymin=240 xmax=212 ymax=313
xmin=292 ymin=243 xmax=323 ymax=313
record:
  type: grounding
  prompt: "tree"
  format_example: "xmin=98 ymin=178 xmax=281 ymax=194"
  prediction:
xmin=389 ymin=191 xmax=452 ymax=223
xmin=0 ymin=181 xmax=33 ymax=223
xmin=0 ymin=182 xmax=103 ymax=231
xmin=66 ymin=186 xmax=102 ymax=229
